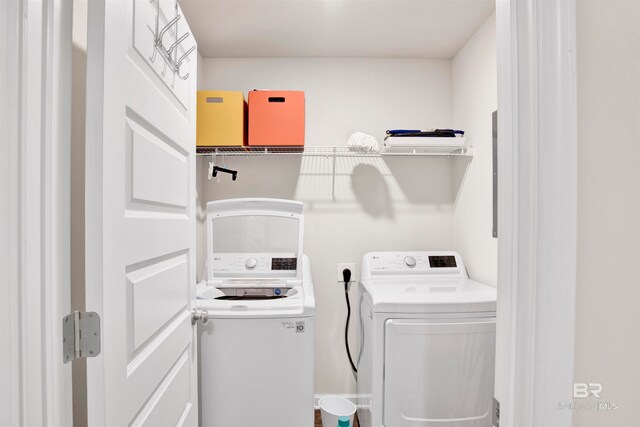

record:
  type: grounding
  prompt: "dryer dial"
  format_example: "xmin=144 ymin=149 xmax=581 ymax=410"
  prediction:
xmin=403 ymin=256 xmax=417 ymax=268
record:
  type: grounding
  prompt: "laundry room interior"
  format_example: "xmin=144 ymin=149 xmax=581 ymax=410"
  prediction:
xmin=190 ymin=0 xmax=497 ymax=401
xmin=70 ymin=0 xmax=498 ymax=426
xmin=7 ymin=0 xmax=640 ymax=425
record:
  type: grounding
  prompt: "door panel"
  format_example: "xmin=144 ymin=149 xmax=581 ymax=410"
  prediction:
xmin=126 ymin=314 xmax=192 ymax=407
xmin=130 ymin=351 xmax=193 ymax=427
xmin=126 ymin=253 xmax=189 ymax=353
xmin=85 ymin=0 xmax=197 ymax=425
xmin=126 ymin=114 xmax=189 ymax=211
xmin=383 ymin=318 xmax=496 ymax=427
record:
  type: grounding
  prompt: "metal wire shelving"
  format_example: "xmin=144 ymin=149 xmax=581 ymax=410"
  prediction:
xmin=195 ymin=144 xmax=473 ymax=157
xmin=197 ymin=143 xmax=473 ymax=200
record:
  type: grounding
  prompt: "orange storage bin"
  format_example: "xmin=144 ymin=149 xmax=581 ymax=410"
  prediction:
xmin=248 ymin=90 xmax=305 ymax=146
xmin=197 ymin=91 xmax=247 ymax=147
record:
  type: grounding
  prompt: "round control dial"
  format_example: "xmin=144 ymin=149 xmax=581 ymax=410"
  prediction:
xmin=403 ymin=256 xmax=417 ymax=268
xmin=245 ymin=257 xmax=258 ymax=270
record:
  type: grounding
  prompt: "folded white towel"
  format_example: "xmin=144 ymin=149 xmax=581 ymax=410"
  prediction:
xmin=347 ymin=132 xmax=380 ymax=153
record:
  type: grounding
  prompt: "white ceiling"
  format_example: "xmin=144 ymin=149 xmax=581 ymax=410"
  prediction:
xmin=179 ymin=0 xmax=495 ymax=59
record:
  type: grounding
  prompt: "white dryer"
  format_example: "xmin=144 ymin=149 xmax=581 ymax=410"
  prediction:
xmin=357 ymin=252 xmax=497 ymax=427
xmin=197 ymin=199 xmax=315 ymax=427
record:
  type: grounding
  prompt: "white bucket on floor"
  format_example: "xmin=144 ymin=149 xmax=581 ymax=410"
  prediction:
xmin=318 ymin=396 xmax=356 ymax=427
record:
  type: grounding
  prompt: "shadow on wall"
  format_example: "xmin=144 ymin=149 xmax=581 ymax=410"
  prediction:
xmin=351 ymin=164 xmax=393 ymax=219
xmin=383 ymin=157 xmax=462 ymax=205
xmin=200 ymin=155 xmax=464 ymax=213
xmin=452 ymin=156 xmax=473 ymax=205
xmin=202 ymin=156 xmax=303 ymax=200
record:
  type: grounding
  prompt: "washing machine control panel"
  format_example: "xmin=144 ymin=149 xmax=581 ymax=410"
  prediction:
xmin=366 ymin=252 xmax=463 ymax=276
xmin=212 ymin=253 xmax=298 ymax=275
xmin=245 ymin=257 xmax=258 ymax=269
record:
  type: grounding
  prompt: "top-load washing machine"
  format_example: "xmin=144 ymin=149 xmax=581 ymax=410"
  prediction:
xmin=357 ymin=252 xmax=497 ymax=427
xmin=197 ymin=198 xmax=315 ymax=427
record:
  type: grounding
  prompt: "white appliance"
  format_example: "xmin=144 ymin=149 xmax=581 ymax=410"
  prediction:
xmin=198 ymin=199 xmax=315 ymax=427
xmin=357 ymin=252 xmax=497 ymax=427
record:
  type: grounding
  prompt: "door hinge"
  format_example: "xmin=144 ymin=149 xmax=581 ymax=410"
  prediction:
xmin=63 ymin=311 xmax=101 ymax=364
xmin=492 ymin=397 xmax=500 ymax=427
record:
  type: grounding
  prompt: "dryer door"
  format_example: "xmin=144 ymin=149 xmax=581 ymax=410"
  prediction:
xmin=383 ymin=318 xmax=495 ymax=427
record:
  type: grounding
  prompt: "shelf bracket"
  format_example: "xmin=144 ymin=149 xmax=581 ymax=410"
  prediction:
xmin=331 ymin=147 xmax=336 ymax=201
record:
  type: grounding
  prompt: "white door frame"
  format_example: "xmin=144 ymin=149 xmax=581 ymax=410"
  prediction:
xmin=2 ymin=0 xmax=578 ymax=426
xmin=0 ymin=0 xmax=73 ymax=425
xmin=495 ymin=1 xmax=577 ymax=426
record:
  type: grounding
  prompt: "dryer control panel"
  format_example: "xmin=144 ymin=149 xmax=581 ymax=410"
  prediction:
xmin=361 ymin=252 xmax=467 ymax=279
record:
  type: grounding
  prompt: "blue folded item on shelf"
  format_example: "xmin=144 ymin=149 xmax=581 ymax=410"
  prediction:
xmin=386 ymin=129 xmax=422 ymax=134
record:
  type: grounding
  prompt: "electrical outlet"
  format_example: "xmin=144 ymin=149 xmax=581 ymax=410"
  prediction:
xmin=337 ymin=263 xmax=356 ymax=284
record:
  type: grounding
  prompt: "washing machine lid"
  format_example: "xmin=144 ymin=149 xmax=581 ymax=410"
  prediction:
xmin=196 ymin=289 xmax=311 ymax=318
xmin=361 ymin=278 xmax=496 ymax=314
xmin=206 ymin=199 xmax=304 ymax=281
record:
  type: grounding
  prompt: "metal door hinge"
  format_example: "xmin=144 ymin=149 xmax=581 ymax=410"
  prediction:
xmin=492 ymin=397 xmax=500 ymax=427
xmin=63 ymin=311 xmax=101 ymax=364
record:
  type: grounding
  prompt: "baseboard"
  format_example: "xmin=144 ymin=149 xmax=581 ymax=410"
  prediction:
xmin=314 ymin=394 xmax=359 ymax=409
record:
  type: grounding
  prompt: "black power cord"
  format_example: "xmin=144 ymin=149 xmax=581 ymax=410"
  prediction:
xmin=343 ymin=268 xmax=358 ymax=375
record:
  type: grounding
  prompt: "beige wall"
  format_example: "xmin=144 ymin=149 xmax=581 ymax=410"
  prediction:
xmin=574 ymin=1 xmax=640 ymax=426
xmin=451 ymin=13 xmax=497 ymax=286
xmin=198 ymin=58 xmax=456 ymax=395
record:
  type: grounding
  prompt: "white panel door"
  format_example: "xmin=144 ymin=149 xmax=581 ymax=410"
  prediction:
xmin=85 ymin=0 xmax=198 ymax=425
xmin=383 ymin=318 xmax=496 ymax=427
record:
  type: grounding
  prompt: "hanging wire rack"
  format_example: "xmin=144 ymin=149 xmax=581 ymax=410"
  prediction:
xmin=149 ymin=0 xmax=196 ymax=80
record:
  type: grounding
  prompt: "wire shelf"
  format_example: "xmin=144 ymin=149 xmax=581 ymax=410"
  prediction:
xmin=196 ymin=145 xmax=473 ymax=157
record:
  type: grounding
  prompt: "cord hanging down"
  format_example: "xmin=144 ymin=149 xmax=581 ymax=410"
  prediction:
xmin=343 ymin=268 xmax=358 ymax=376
